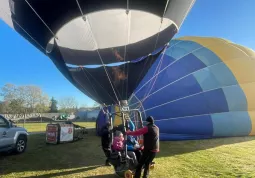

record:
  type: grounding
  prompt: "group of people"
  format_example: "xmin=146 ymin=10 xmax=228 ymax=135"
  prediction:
xmin=101 ymin=116 xmax=159 ymax=178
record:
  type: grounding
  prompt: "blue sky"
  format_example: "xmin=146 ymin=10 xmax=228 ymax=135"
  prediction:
xmin=0 ymin=0 xmax=254 ymax=107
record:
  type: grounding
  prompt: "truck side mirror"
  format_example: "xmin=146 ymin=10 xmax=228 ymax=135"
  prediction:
xmin=7 ymin=120 xmax=14 ymax=128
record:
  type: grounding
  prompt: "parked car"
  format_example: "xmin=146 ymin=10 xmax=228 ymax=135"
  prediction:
xmin=0 ymin=115 xmax=29 ymax=154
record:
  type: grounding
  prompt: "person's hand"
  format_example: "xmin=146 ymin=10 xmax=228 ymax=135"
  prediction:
xmin=134 ymin=144 xmax=140 ymax=150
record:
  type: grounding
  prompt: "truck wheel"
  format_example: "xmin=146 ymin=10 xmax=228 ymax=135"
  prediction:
xmin=15 ymin=135 xmax=27 ymax=154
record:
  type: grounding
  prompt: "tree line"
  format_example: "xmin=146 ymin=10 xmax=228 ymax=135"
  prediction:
xmin=0 ymin=83 xmax=98 ymax=114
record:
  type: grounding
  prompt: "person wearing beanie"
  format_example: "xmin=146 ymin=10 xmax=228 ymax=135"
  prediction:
xmin=126 ymin=116 xmax=159 ymax=178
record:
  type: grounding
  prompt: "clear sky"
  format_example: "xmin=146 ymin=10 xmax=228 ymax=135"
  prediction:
xmin=0 ymin=0 xmax=254 ymax=107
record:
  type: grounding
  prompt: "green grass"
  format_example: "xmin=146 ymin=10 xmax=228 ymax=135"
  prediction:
xmin=16 ymin=122 xmax=96 ymax=132
xmin=1 ymin=132 xmax=255 ymax=178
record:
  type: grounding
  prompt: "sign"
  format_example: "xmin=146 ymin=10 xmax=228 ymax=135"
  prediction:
xmin=60 ymin=124 xmax=74 ymax=142
xmin=121 ymin=106 xmax=129 ymax=112
xmin=46 ymin=124 xmax=58 ymax=144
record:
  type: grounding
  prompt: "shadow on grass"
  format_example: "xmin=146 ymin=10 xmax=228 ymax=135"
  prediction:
xmin=1 ymin=131 xmax=255 ymax=177
xmin=85 ymin=175 xmax=117 ymax=178
xmin=23 ymin=165 xmax=103 ymax=178
xmin=0 ymin=132 xmax=109 ymax=177
xmin=157 ymin=136 xmax=255 ymax=158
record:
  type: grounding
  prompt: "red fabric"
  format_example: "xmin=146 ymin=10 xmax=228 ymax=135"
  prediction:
xmin=126 ymin=127 xmax=160 ymax=152
xmin=126 ymin=127 xmax=148 ymax=136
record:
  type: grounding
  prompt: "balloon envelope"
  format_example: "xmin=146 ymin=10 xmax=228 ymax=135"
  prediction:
xmin=0 ymin=0 xmax=195 ymax=104
xmin=129 ymin=36 xmax=255 ymax=140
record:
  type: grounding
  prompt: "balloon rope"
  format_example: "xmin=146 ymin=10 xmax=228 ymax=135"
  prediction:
xmin=0 ymin=8 xmax=46 ymax=52
xmin=77 ymin=0 xmax=120 ymax=105
xmin=72 ymin=77 xmax=102 ymax=104
xmin=79 ymin=67 xmax=106 ymax=104
xmin=132 ymin=0 xmax=171 ymax=101
xmin=125 ymin=4 xmax=131 ymax=100
xmin=96 ymin=50 xmax=120 ymax=102
xmin=82 ymin=67 xmax=118 ymax=104
xmin=131 ymin=45 xmax=206 ymax=107
xmin=162 ymin=0 xmax=170 ymax=21
xmin=179 ymin=0 xmax=196 ymax=28
xmin=75 ymin=3 xmax=120 ymax=103
xmin=143 ymin=83 xmax=242 ymax=113
xmin=76 ymin=0 xmax=84 ymax=16
xmin=24 ymin=0 xmax=58 ymax=39
xmin=134 ymin=3 xmax=166 ymax=88
xmin=135 ymin=56 xmax=249 ymax=113
xmin=87 ymin=19 xmax=120 ymax=103
xmin=131 ymin=40 xmax=183 ymax=97
xmin=140 ymin=47 xmax=167 ymax=104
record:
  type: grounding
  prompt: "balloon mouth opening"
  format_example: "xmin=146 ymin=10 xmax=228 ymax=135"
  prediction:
xmin=46 ymin=8 xmax=176 ymax=53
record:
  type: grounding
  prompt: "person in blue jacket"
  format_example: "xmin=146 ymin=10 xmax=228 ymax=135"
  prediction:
xmin=126 ymin=118 xmax=135 ymax=131
xmin=126 ymin=118 xmax=142 ymax=161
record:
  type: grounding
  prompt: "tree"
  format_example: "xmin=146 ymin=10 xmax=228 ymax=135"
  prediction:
xmin=36 ymin=93 xmax=50 ymax=113
xmin=25 ymin=86 xmax=43 ymax=111
xmin=1 ymin=84 xmax=50 ymax=114
xmin=1 ymin=84 xmax=26 ymax=114
xmin=49 ymin=97 xmax=58 ymax=113
xmin=1 ymin=83 xmax=17 ymax=101
xmin=8 ymin=99 xmax=25 ymax=114
xmin=0 ymin=101 xmax=9 ymax=113
xmin=58 ymin=97 xmax=78 ymax=114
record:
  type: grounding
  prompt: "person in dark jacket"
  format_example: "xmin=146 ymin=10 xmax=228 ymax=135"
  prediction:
xmin=101 ymin=122 xmax=112 ymax=166
xmin=126 ymin=116 xmax=159 ymax=178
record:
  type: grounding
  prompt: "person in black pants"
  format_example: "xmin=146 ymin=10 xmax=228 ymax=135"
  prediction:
xmin=126 ymin=116 xmax=159 ymax=178
xmin=101 ymin=122 xmax=112 ymax=166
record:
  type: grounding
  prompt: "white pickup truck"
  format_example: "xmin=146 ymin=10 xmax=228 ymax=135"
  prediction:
xmin=0 ymin=115 xmax=29 ymax=154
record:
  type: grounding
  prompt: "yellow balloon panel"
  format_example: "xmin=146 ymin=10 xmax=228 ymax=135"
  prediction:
xmin=232 ymin=44 xmax=255 ymax=58
xmin=178 ymin=36 xmax=249 ymax=62
xmin=240 ymin=82 xmax=255 ymax=111
xmin=225 ymin=58 xmax=255 ymax=84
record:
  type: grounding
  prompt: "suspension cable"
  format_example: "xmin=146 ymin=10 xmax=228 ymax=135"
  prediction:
xmin=0 ymin=8 xmax=46 ymax=52
xmin=125 ymin=0 xmax=131 ymax=100
xmin=24 ymin=0 xmax=58 ymax=39
xmin=80 ymin=66 xmax=106 ymax=104
xmin=134 ymin=1 xmax=169 ymax=89
xmin=143 ymin=82 xmax=247 ymax=113
xmin=81 ymin=67 xmax=118 ymax=105
xmin=73 ymin=77 xmax=104 ymax=104
xmin=134 ymin=0 xmax=170 ymax=90
xmin=140 ymin=46 xmax=167 ymax=103
xmin=76 ymin=0 xmax=84 ymax=17
xmin=129 ymin=45 xmax=206 ymax=107
xmin=132 ymin=40 xmax=183 ymax=97
xmin=75 ymin=1 xmax=120 ymax=103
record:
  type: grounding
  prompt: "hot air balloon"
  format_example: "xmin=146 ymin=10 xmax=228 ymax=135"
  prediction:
xmin=0 ymin=1 xmax=196 ymax=177
xmin=0 ymin=0 xmax=195 ymax=106
xmin=128 ymin=36 xmax=255 ymax=141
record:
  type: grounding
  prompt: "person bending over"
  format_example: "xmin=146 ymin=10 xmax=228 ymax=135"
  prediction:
xmin=126 ymin=116 xmax=159 ymax=178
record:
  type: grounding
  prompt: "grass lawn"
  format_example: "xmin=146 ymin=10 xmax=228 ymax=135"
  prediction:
xmin=1 ymin=131 xmax=255 ymax=178
xmin=16 ymin=122 xmax=96 ymax=133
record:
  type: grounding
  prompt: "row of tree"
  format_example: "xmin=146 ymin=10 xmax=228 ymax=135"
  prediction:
xmin=0 ymin=83 xmax=98 ymax=114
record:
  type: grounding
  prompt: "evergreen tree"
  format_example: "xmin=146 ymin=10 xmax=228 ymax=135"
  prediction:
xmin=49 ymin=97 xmax=58 ymax=113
